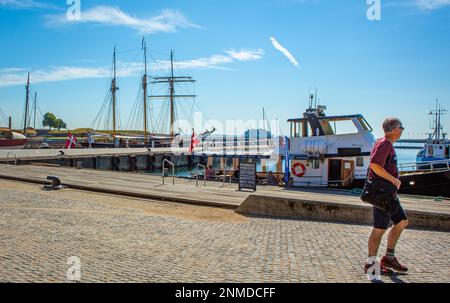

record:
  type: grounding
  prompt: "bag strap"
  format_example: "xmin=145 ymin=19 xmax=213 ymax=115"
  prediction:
xmin=365 ymin=165 xmax=371 ymax=181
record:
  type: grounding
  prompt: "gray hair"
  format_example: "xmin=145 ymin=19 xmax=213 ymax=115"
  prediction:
xmin=382 ymin=117 xmax=402 ymax=133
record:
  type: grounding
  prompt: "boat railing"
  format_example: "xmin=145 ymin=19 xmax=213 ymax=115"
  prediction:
xmin=221 ymin=166 xmax=233 ymax=187
xmin=198 ymin=138 xmax=273 ymax=149
xmin=398 ymin=159 xmax=450 ymax=175
xmin=162 ymin=159 xmax=175 ymax=185
xmin=293 ymin=176 xmax=327 ymax=187
xmin=196 ymin=164 xmax=206 ymax=187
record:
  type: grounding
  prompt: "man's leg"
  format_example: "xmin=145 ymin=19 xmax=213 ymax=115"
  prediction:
xmin=369 ymin=206 xmax=390 ymax=257
xmin=381 ymin=199 xmax=409 ymax=272
xmin=365 ymin=207 xmax=394 ymax=275
xmin=368 ymin=228 xmax=386 ymax=257
xmin=386 ymin=219 xmax=408 ymax=250
xmin=366 ymin=228 xmax=395 ymax=275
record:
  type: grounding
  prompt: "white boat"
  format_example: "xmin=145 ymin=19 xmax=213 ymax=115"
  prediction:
xmin=287 ymin=96 xmax=374 ymax=188
xmin=396 ymin=101 xmax=450 ymax=197
xmin=416 ymin=101 xmax=448 ymax=164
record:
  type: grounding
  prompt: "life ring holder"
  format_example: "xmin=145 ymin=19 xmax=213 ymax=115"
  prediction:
xmin=291 ymin=162 xmax=306 ymax=177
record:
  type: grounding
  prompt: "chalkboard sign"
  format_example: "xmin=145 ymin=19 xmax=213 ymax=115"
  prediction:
xmin=239 ymin=162 xmax=257 ymax=191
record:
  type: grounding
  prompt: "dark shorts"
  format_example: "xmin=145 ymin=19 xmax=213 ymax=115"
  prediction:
xmin=373 ymin=196 xmax=408 ymax=229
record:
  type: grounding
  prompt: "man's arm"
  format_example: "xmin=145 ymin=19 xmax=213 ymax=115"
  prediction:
xmin=370 ymin=163 xmax=401 ymax=189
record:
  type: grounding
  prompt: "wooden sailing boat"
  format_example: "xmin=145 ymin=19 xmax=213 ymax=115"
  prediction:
xmin=149 ymin=50 xmax=196 ymax=141
xmin=126 ymin=42 xmax=198 ymax=144
xmin=84 ymin=40 xmax=197 ymax=148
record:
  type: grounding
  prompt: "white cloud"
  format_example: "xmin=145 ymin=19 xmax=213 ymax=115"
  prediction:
xmin=155 ymin=55 xmax=233 ymax=71
xmin=0 ymin=67 xmax=26 ymax=74
xmin=269 ymin=36 xmax=299 ymax=68
xmin=225 ymin=49 xmax=264 ymax=61
xmin=161 ymin=49 xmax=264 ymax=70
xmin=45 ymin=5 xmax=200 ymax=34
xmin=0 ymin=0 xmax=57 ymax=10
xmin=415 ymin=0 xmax=450 ymax=10
xmin=0 ymin=49 xmax=264 ymax=87
xmin=0 ymin=66 xmax=110 ymax=87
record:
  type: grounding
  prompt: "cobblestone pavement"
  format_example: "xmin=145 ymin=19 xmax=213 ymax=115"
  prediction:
xmin=0 ymin=180 xmax=448 ymax=283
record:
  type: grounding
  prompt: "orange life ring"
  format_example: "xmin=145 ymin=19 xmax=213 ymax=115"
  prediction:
xmin=291 ymin=162 xmax=306 ymax=177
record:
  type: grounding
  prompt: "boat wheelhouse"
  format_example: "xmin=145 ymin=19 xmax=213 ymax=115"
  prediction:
xmin=287 ymin=104 xmax=375 ymax=188
xmin=416 ymin=101 xmax=448 ymax=163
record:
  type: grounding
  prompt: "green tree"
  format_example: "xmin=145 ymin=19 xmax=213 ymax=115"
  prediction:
xmin=55 ymin=119 xmax=67 ymax=130
xmin=42 ymin=113 xmax=57 ymax=129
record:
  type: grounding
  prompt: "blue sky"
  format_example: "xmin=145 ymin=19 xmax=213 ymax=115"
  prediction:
xmin=0 ymin=0 xmax=449 ymax=138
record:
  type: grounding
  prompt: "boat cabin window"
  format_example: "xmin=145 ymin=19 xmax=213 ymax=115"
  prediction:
xmin=320 ymin=118 xmax=358 ymax=136
xmin=358 ymin=117 xmax=373 ymax=131
xmin=309 ymin=159 xmax=320 ymax=169
xmin=291 ymin=121 xmax=311 ymax=137
xmin=319 ymin=120 xmax=335 ymax=135
xmin=291 ymin=122 xmax=300 ymax=137
xmin=332 ymin=120 xmax=358 ymax=135
xmin=290 ymin=116 xmax=371 ymax=137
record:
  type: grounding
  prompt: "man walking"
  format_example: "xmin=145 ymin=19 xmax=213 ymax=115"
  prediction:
xmin=365 ymin=118 xmax=409 ymax=275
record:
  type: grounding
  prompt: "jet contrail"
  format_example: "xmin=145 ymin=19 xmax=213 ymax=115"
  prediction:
xmin=270 ymin=36 xmax=299 ymax=68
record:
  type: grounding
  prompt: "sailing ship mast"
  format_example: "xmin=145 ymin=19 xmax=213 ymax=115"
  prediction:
xmin=111 ymin=46 xmax=118 ymax=138
xmin=262 ymin=107 xmax=272 ymax=134
xmin=263 ymin=107 xmax=266 ymax=130
xmin=150 ymin=50 xmax=196 ymax=140
xmin=169 ymin=50 xmax=175 ymax=140
xmin=33 ymin=92 xmax=37 ymax=130
xmin=23 ymin=72 xmax=30 ymax=136
xmin=142 ymin=37 xmax=149 ymax=143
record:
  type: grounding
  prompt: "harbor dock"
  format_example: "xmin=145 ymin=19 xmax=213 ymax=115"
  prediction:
xmin=0 ymin=163 xmax=448 ymax=231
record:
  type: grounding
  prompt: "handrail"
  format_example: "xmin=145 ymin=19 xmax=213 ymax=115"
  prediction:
xmin=162 ymin=159 xmax=175 ymax=185
xmin=221 ymin=166 xmax=233 ymax=187
xmin=196 ymin=164 xmax=206 ymax=187
xmin=398 ymin=159 xmax=450 ymax=175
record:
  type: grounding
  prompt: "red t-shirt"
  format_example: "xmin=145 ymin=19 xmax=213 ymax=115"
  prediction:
xmin=369 ymin=137 xmax=399 ymax=180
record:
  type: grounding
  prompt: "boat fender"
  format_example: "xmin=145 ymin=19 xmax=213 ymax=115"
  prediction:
xmin=145 ymin=155 xmax=155 ymax=171
xmin=112 ymin=156 xmax=120 ymax=170
xmin=129 ymin=155 xmax=138 ymax=171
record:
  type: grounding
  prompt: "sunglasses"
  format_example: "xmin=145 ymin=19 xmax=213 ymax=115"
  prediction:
xmin=397 ymin=126 xmax=405 ymax=130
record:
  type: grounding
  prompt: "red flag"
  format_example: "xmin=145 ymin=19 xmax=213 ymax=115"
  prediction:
xmin=189 ymin=129 xmax=200 ymax=153
xmin=65 ymin=132 xmax=77 ymax=149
